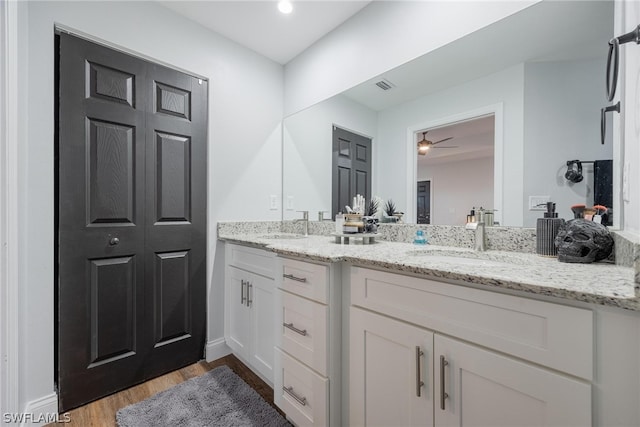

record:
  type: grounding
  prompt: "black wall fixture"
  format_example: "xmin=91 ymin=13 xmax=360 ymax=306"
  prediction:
xmin=601 ymin=102 xmax=620 ymax=145
xmin=565 ymin=160 xmax=584 ymax=183
xmin=601 ymin=24 xmax=640 ymax=145
xmin=606 ymin=24 xmax=640 ymax=101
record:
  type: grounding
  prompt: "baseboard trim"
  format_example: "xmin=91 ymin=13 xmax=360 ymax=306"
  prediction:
xmin=205 ymin=337 xmax=231 ymax=362
xmin=19 ymin=393 xmax=58 ymax=427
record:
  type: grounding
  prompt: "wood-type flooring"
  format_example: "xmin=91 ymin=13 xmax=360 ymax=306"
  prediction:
xmin=47 ymin=354 xmax=281 ymax=426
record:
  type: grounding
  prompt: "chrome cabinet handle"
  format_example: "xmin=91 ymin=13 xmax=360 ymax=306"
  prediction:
xmin=109 ymin=237 xmax=120 ymax=246
xmin=415 ymin=346 xmax=425 ymax=397
xmin=283 ymin=386 xmax=307 ymax=406
xmin=440 ymin=355 xmax=449 ymax=410
xmin=283 ymin=322 xmax=308 ymax=336
xmin=283 ymin=273 xmax=307 ymax=283
xmin=240 ymin=280 xmax=246 ymax=305
xmin=247 ymin=283 xmax=253 ymax=307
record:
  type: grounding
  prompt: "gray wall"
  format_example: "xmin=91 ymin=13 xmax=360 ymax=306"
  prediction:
xmin=523 ymin=58 xmax=610 ymax=226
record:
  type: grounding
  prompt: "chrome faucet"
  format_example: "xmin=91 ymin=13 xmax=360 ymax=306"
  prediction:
xmin=465 ymin=221 xmax=486 ymax=251
xmin=318 ymin=211 xmax=331 ymax=221
xmin=295 ymin=210 xmax=309 ymax=236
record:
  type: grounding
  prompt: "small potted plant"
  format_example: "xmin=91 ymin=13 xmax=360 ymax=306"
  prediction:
xmin=362 ymin=199 xmax=380 ymax=233
xmin=383 ymin=199 xmax=404 ymax=223
xmin=365 ymin=198 xmax=379 ymax=217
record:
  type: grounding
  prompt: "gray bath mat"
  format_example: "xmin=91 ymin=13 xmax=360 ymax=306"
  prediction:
xmin=116 ymin=365 xmax=290 ymax=427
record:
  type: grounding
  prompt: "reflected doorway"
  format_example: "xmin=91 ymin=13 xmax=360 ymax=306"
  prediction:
xmin=332 ymin=126 xmax=372 ymax=217
xmin=415 ymin=114 xmax=495 ymax=225
xmin=417 ymin=180 xmax=431 ymax=224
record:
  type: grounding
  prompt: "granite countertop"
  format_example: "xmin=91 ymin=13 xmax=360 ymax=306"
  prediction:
xmin=218 ymin=231 xmax=640 ymax=312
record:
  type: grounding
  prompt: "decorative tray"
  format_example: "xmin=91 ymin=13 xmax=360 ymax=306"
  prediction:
xmin=330 ymin=232 xmax=378 ymax=245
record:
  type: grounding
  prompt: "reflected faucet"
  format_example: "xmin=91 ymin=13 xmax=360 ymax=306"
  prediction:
xmin=295 ymin=210 xmax=309 ymax=236
xmin=465 ymin=221 xmax=486 ymax=251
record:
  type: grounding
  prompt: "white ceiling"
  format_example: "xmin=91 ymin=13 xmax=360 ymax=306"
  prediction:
xmin=160 ymin=0 xmax=371 ymax=64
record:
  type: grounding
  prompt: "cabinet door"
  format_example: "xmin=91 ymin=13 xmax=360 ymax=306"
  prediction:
xmin=434 ymin=335 xmax=591 ymax=427
xmin=225 ymin=266 xmax=251 ymax=360
xmin=250 ymin=273 xmax=275 ymax=383
xmin=351 ymin=307 xmax=434 ymax=427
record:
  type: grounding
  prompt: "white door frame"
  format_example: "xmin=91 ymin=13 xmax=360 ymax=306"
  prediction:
xmin=405 ymin=103 xmax=503 ymax=225
xmin=1 ymin=0 xmax=21 ymax=418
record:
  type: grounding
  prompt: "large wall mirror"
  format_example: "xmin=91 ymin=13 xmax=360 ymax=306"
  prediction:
xmin=283 ymin=1 xmax=615 ymax=227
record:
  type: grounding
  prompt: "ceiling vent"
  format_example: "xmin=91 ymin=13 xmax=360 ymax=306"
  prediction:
xmin=375 ymin=79 xmax=395 ymax=91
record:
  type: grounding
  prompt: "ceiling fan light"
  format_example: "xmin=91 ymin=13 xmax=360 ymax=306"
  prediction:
xmin=417 ymin=143 xmax=429 ymax=154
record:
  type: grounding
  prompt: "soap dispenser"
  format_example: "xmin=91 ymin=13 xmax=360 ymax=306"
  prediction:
xmin=414 ymin=229 xmax=428 ymax=245
xmin=335 ymin=212 xmax=345 ymax=234
xmin=536 ymin=202 xmax=564 ymax=257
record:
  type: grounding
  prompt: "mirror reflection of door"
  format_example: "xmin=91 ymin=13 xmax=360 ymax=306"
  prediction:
xmin=332 ymin=126 xmax=372 ymax=217
xmin=417 ymin=180 xmax=431 ymax=224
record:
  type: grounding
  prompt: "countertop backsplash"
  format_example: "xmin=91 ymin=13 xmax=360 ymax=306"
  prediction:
xmin=281 ymin=221 xmax=537 ymax=253
xmin=218 ymin=220 xmax=639 ymax=275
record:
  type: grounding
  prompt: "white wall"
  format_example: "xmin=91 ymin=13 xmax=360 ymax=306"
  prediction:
xmin=523 ymin=58 xmax=611 ymax=227
xmin=282 ymin=95 xmax=378 ymax=220
xmin=19 ymin=0 xmax=283 ymax=413
xmin=0 ymin=0 xmax=22 ymax=418
xmin=418 ymin=156 xmax=494 ymax=226
xmin=376 ymin=65 xmax=525 ymax=226
xmin=283 ymin=1 xmax=537 ymax=116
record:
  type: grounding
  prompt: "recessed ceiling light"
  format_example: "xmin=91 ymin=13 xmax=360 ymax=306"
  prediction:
xmin=278 ymin=0 xmax=293 ymax=14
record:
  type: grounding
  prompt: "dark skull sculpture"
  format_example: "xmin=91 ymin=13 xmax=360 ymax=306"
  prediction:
xmin=554 ymin=219 xmax=614 ymax=263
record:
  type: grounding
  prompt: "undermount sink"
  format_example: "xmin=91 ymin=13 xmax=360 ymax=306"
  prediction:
xmin=259 ymin=233 xmax=307 ymax=240
xmin=405 ymin=248 xmax=527 ymax=266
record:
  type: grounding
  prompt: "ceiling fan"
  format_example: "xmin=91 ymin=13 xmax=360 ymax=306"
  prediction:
xmin=417 ymin=131 xmax=457 ymax=155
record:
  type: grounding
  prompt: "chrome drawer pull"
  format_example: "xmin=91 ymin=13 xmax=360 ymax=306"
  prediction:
xmin=283 ymin=322 xmax=308 ymax=336
xmin=283 ymin=386 xmax=307 ymax=406
xmin=440 ymin=355 xmax=449 ymax=410
xmin=283 ymin=273 xmax=307 ymax=283
xmin=415 ymin=346 xmax=425 ymax=397
xmin=247 ymin=283 xmax=253 ymax=307
xmin=240 ymin=280 xmax=247 ymax=305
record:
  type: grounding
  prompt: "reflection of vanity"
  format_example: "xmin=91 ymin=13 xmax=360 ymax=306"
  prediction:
xmin=283 ymin=0 xmax=615 ymax=228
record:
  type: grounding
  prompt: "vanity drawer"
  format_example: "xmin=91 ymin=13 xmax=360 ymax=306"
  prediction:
xmin=275 ymin=348 xmax=328 ymax=427
xmin=280 ymin=258 xmax=328 ymax=304
xmin=351 ymin=266 xmax=594 ymax=380
xmin=280 ymin=290 xmax=328 ymax=376
xmin=226 ymin=243 xmax=276 ymax=279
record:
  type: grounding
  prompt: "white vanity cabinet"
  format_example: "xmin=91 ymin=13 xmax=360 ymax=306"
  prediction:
xmin=350 ymin=307 xmax=434 ymax=426
xmin=274 ymin=257 xmax=341 ymax=426
xmin=433 ymin=334 xmax=590 ymax=426
xmin=224 ymin=243 xmax=276 ymax=384
xmin=350 ymin=267 xmax=593 ymax=426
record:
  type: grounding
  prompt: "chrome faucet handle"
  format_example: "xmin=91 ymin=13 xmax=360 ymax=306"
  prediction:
xmin=465 ymin=221 xmax=479 ymax=230
xmin=318 ymin=211 xmax=330 ymax=221
xmin=295 ymin=210 xmax=310 ymax=236
xmin=465 ymin=221 xmax=486 ymax=251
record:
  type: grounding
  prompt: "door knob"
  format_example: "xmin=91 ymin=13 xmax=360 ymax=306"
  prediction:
xmin=109 ymin=237 xmax=120 ymax=246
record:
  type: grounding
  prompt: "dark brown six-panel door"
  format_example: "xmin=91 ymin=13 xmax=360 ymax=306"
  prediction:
xmin=57 ymin=33 xmax=207 ymax=412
